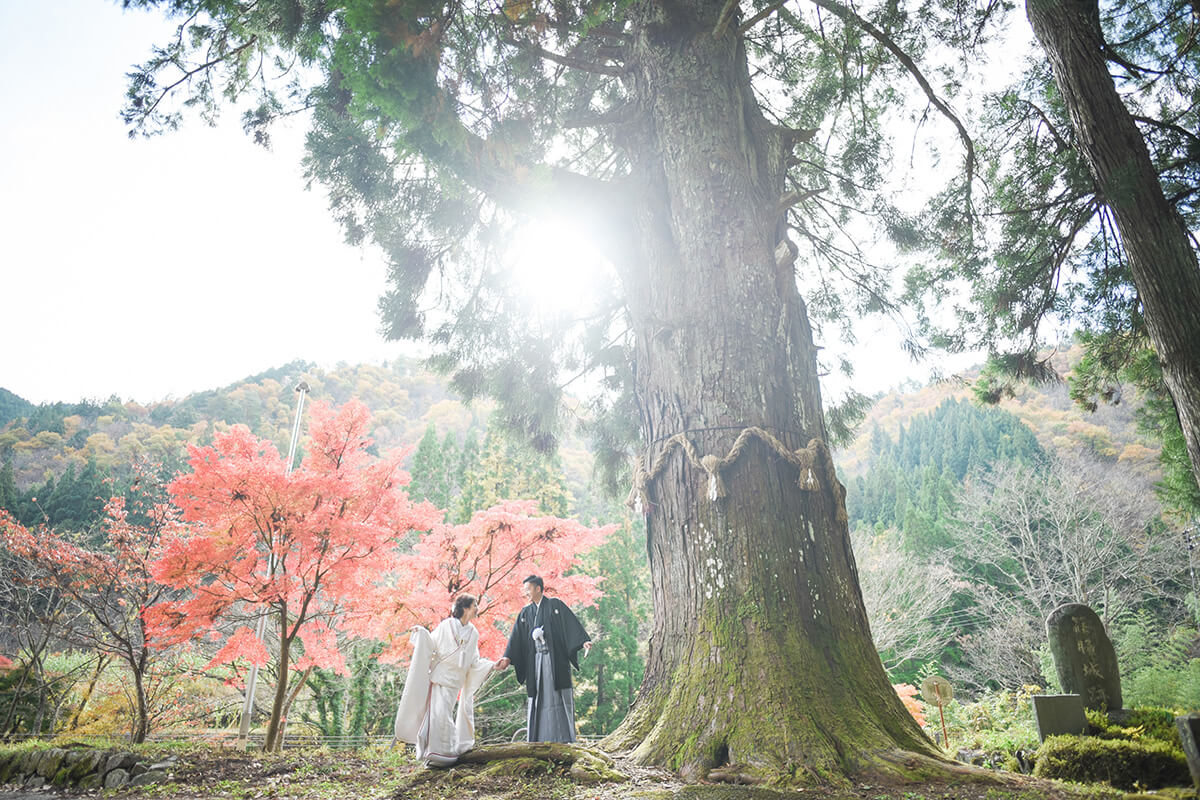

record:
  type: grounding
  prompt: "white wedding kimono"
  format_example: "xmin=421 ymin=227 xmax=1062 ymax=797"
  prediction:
xmin=393 ymin=617 xmax=495 ymax=766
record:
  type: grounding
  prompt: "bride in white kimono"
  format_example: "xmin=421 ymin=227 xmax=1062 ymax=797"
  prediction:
xmin=393 ymin=595 xmax=497 ymax=766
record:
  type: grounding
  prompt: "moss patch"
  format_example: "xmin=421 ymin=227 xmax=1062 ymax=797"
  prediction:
xmin=1034 ymin=734 xmax=1190 ymax=791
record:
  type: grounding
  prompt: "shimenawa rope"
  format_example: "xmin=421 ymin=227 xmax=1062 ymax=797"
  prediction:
xmin=627 ymin=426 xmax=847 ymax=521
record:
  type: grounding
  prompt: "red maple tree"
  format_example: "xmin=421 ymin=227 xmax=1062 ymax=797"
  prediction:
xmin=146 ymin=399 xmax=440 ymax=750
xmin=0 ymin=482 xmax=184 ymax=743
xmin=363 ymin=501 xmax=615 ymax=662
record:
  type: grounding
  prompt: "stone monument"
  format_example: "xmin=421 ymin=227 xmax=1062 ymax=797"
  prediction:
xmin=1031 ymin=693 xmax=1088 ymax=742
xmin=1046 ymin=603 xmax=1122 ymax=712
xmin=1176 ymin=712 xmax=1200 ymax=790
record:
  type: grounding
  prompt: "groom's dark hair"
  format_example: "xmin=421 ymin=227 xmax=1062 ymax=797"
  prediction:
xmin=523 ymin=575 xmax=544 ymax=590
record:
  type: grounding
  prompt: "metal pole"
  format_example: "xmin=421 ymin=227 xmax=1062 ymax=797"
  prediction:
xmin=237 ymin=381 xmax=309 ymax=746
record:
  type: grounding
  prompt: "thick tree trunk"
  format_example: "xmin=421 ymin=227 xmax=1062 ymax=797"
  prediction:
xmin=1027 ymin=0 xmax=1200 ymax=490
xmin=605 ymin=0 xmax=939 ymax=781
xmin=130 ymin=644 xmax=151 ymax=744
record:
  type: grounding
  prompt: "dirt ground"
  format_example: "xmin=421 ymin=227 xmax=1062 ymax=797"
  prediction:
xmin=2 ymin=743 xmax=1181 ymax=800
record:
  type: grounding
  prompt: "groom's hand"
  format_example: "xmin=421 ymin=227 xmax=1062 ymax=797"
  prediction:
xmin=495 ymin=658 xmax=510 ymax=670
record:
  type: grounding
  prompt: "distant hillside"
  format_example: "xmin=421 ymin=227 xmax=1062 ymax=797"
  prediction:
xmin=0 ymin=388 xmax=34 ymax=428
xmin=2 ymin=343 xmax=1166 ymax=532
xmin=1 ymin=359 xmax=463 ymax=489
xmin=834 ymin=341 xmax=1172 ymax=566
xmin=0 ymin=358 xmax=598 ymax=525
xmin=836 ymin=344 xmax=1162 ymax=483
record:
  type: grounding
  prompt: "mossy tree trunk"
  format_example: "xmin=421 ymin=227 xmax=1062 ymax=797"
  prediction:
xmin=604 ymin=0 xmax=940 ymax=781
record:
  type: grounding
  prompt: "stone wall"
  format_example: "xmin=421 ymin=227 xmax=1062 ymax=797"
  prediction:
xmin=0 ymin=746 xmax=177 ymax=791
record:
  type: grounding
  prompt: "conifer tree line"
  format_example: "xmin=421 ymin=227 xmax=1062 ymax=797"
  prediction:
xmin=846 ymin=398 xmax=1047 ymax=555
xmin=846 ymin=396 xmax=1196 ymax=705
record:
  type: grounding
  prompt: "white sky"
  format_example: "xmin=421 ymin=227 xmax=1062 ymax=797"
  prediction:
xmin=0 ymin=0 xmax=986 ymax=408
xmin=0 ymin=1 xmax=405 ymax=406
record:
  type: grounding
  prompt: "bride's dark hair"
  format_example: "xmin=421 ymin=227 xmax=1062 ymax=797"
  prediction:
xmin=452 ymin=594 xmax=477 ymax=619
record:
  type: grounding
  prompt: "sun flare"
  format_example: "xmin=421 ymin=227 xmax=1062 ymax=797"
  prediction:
xmin=507 ymin=216 xmax=611 ymax=317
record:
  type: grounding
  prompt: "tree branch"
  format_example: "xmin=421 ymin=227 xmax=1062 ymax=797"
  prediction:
xmin=738 ymin=0 xmax=791 ymax=35
xmin=562 ymin=102 xmax=636 ymax=129
xmin=127 ymin=36 xmax=259 ymax=127
xmin=501 ymin=36 xmax=628 ymax=77
xmin=774 ymin=0 xmax=976 ymax=204
xmin=411 ymin=87 xmax=635 ymax=265
xmin=1023 ymin=99 xmax=1072 ymax=153
xmin=779 ymin=186 xmax=828 ymax=212
xmin=714 ymin=0 xmax=742 ymax=37
xmin=1131 ymin=113 xmax=1200 ymax=148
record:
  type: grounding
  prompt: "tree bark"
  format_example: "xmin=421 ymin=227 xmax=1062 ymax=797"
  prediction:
xmin=131 ymin=667 xmax=149 ymax=744
xmin=263 ymin=610 xmax=292 ymax=752
xmin=604 ymin=0 xmax=939 ymax=781
xmin=1026 ymin=0 xmax=1200 ymax=490
xmin=273 ymin=665 xmax=313 ymax=752
xmin=67 ymin=655 xmax=109 ymax=731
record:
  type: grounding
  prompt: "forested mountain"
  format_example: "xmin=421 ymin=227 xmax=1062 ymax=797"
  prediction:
xmin=838 ymin=345 xmax=1163 ymax=481
xmin=836 ymin=344 xmax=1196 ymax=694
xmin=837 ymin=344 xmax=1176 ymax=554
xmin=2 ymin=343 xmax=1181 ymax=534
xmin=0 ymin=358 xmax=597 ymax=530
xmin=844 ymin=398 xmax=1048 ymax=554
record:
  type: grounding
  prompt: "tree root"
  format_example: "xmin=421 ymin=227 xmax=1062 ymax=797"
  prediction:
xmin=455 ymin=742 xmax=628 ymax=784
xmin=707 ymin=765 xmax=770 ymax=784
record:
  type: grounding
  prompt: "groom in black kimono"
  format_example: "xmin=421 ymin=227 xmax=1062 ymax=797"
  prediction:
xmin=496 ymin=575 xmax=591 ymax=742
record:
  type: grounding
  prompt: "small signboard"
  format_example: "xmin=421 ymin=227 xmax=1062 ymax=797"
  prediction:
xmin=1032 ymin=694 xmax=1088 ymax=742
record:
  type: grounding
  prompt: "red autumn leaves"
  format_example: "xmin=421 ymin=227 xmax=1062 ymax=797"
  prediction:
xmin=3 ymin=398 xmax=610 ymax=681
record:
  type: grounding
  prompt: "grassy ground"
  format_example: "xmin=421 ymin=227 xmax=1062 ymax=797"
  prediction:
xmin=0 ymin=740 xmax=1191 ymax=800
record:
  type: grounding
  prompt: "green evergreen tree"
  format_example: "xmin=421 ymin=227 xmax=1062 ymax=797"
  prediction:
xmin=454 ymin=432 xmax=481 ymax=525
xmin=456 ymin=426 xmax=571 ymax=521
xmin=303 ymin=668 xmax=346 ymax=739
xmin=576 ymin=517 xmax=650 ymax=736
xmin=0 ymin=459 xmax=16 ymax=514
xmin=408 ymin=424 xmax=445 ymax=507
xmin=435 ymin=431 xmax=458 ymax=512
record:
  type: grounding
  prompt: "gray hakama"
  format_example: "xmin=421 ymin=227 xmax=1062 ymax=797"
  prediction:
xmin=527 ymin=638 xmax=577 ymax=743
xmin=503 ymin=596 xmax=590 ymax=743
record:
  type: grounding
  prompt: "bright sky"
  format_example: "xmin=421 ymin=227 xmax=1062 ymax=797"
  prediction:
xmin=0 ymin=0 xmax=980 ymax=408
xmin=0 ymin=1 xmax=406 ymax=405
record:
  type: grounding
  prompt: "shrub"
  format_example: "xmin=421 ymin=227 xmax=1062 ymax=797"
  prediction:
xmin=1113 ymin=613 xmax=1200 ymax=710
xmin=1087 ymin=706 xmax=1183 ymax=752
xmin=1032 ymin=734 xmax=1191 ymax=790
xmin=893 ymin=683 xmax=926 ymax=727
xmin=938 ymin=686 xmax=1041 ymax=755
